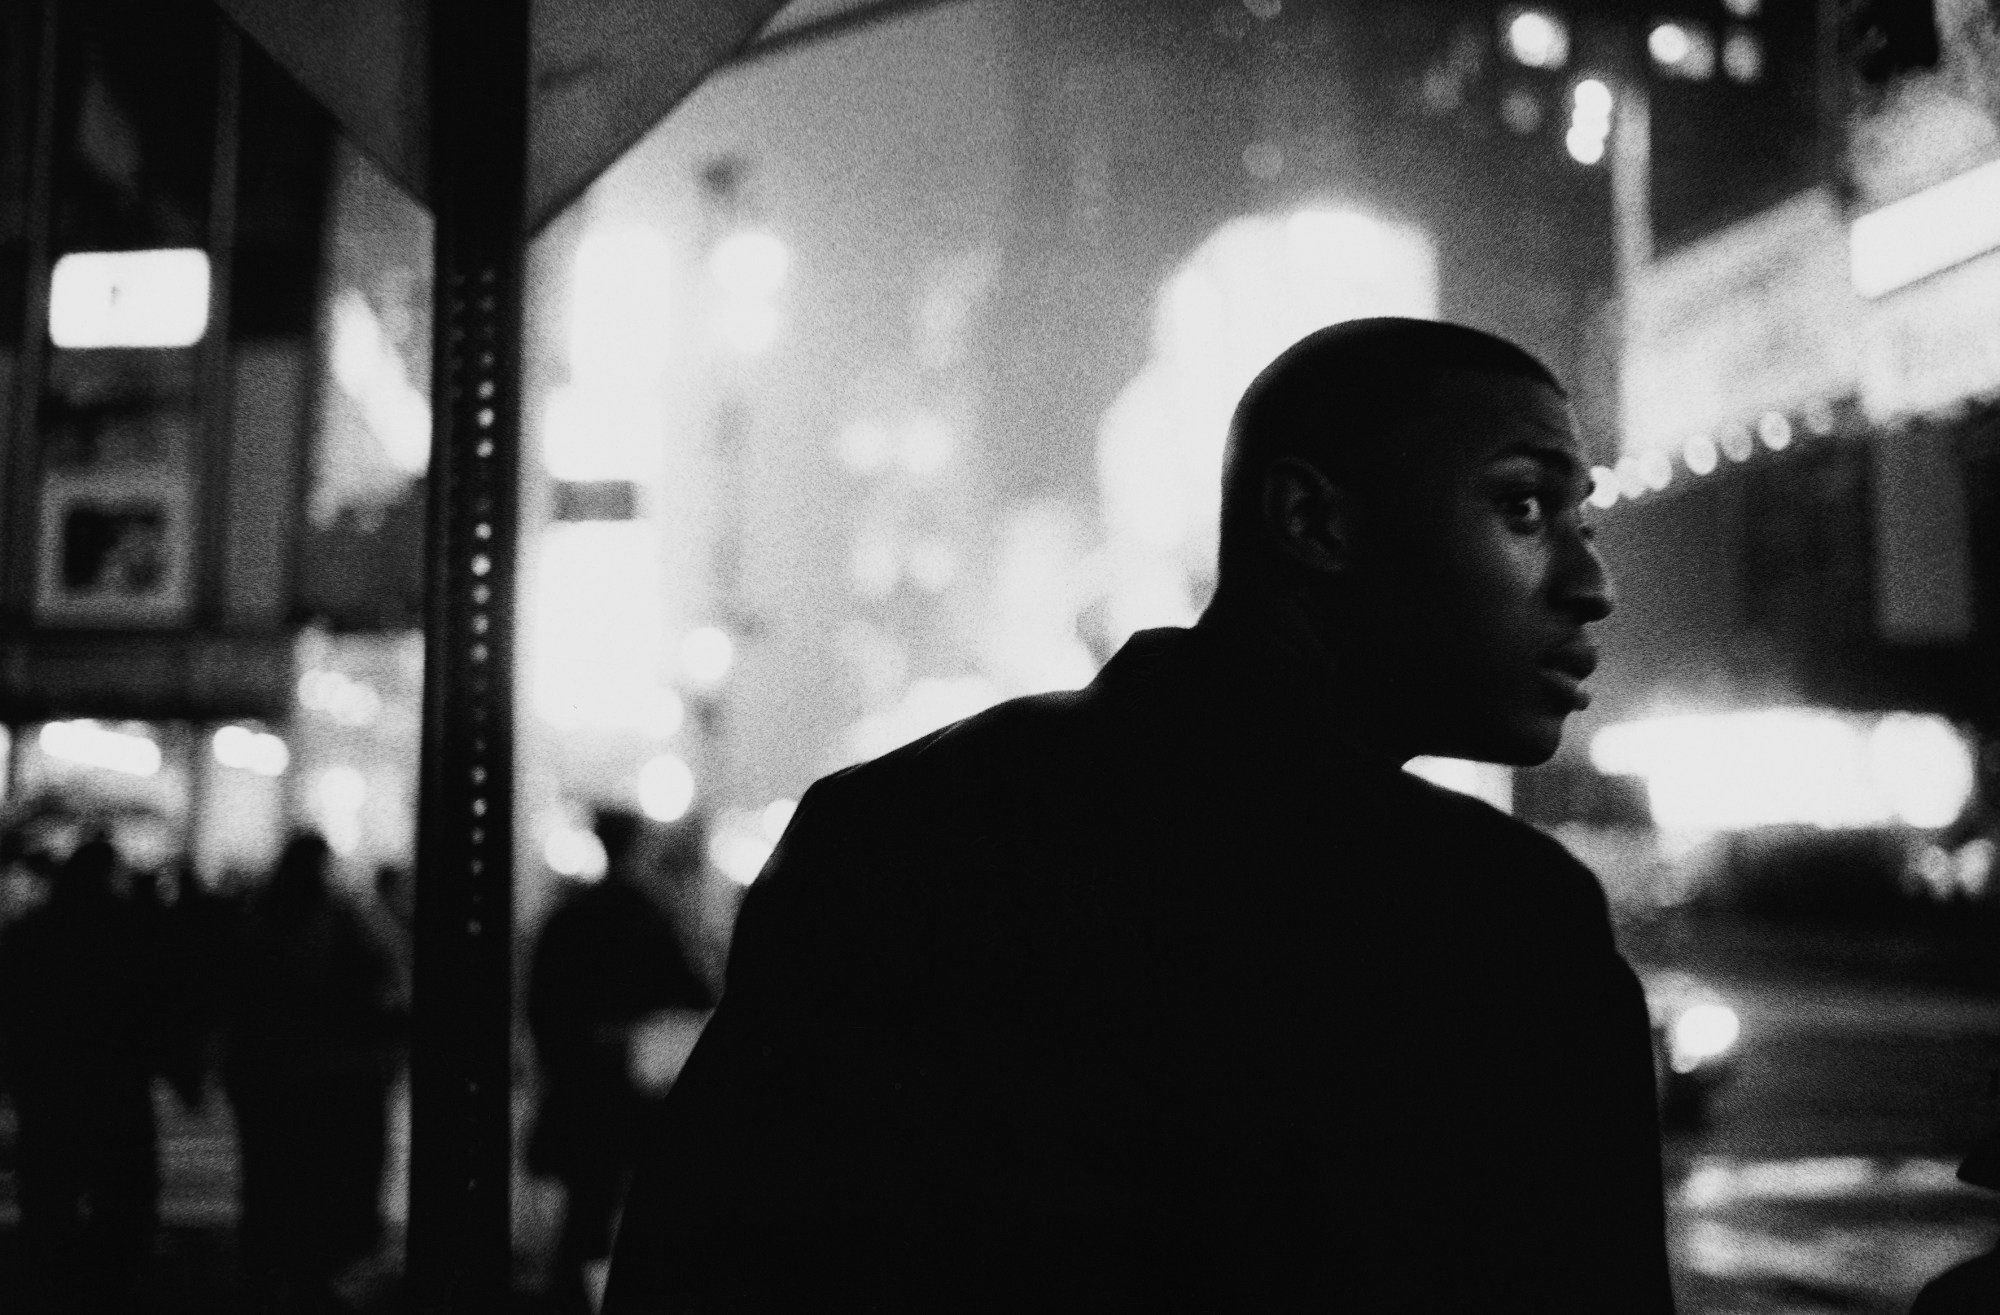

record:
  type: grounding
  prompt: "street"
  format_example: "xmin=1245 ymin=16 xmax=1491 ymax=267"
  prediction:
xmin=1639 ymin=921 xmax=2000 ymax=1314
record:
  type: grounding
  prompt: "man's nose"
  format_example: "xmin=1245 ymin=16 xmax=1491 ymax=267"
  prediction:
xmin=1557 ymin=533 xmax=1615 ymax=623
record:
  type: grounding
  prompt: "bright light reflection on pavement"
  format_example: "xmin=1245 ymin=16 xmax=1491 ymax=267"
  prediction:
xmin=1669 ymin=1154 xmax=1999 ymax=1312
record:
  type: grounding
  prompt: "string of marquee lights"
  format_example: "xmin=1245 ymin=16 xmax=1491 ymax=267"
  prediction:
xmin=1587 ymin=397 xmax=1851 ymax=512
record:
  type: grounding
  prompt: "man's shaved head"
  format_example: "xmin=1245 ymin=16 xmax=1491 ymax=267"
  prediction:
xmin=1217 ymin=317 xmax=1563 ymax=583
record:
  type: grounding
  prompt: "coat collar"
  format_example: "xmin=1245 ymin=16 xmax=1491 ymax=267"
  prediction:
xmin=1089 ymin=626 xmax=1404 ymax=796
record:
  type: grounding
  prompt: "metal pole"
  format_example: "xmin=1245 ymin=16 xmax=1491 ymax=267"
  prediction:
xmin=406 ymin=0 xmax=528 ymax=1309
xmin=194 ymin=23 xmax=241 ymax=631
xmin=3 ymin=0 xmax=60 ymax=628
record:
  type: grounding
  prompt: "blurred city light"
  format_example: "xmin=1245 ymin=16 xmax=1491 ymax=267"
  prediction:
xmin=1869 ymin=714 xmax=1978 ymax=828
xmin=1649 ymin=22 xmax=1716 ymax=78
xmin=681 ymin=627 xmax=734 ymax=685
xmin=1722 ymin=0 xmax=1760 ymax=15
xmin=986 ymin=500 xmax=1101 ymax=697
xmin=1503 ymin=8 xmax=1571 ymax=68
xmin=1616 ymin=455 xmax=1649 ymax=499
xmin=905 ymin=538 xmax=961 ymax=591
xmin=1648 ymin=23 xmax=1691 ymax=65
xmin=1671 ymin=1003 xmax=1741 ymax=1073
xmin=540 ymin=385 xmax=666 ymax=482
xmin=1722 ymin=28 xmax=1764 ymax=82
xmin=711 ymin=228 xmax=791 ymax=357
xmin=1639 ymin=448 xmax=1673 ymax=490
xmin=1849 ymin=156 xmax=2000 ymax=299
xmin=843 ymin=676 xmax=1003 ymax=766
xmin=49 ymin=248 xmax=210 ymax=349
xmin=568 ymin=223 xmax=674 ymax=386
xmin=1566 ymin=79 xmax=1612 ymax=165
xmin=636 ymin=754 xmax=695 ymax=823
xmin=1682 ymin=433 xmax=1719 ymax=475
xmin=297 ymin=668 xmax=384 ymax=726
xmin=1588 ymin=465 xmax=1620 ymax=509
xmin=718 ymin=301 xmax=782 ymax=356
xmin=898 ymin=414 xmax=955 ymax=477
xmin=1958 ymin=838 xmax=1995 ymax=898
xmin=709 ymin=808 xmax=774 ymax=887
xmin=1718 ymin=424 xmax=1755 ymax=462
xmin=835 ymin=419 xmax=893 ymax=473
xmin=760 ymin=797 xmax=798 ymax=843
xmin=543 ymin=822 xmax=608 ymax=880
xmin=329 ymin=290 xmax=431 ymax=472
xmin=710 ymin=229 xmax=791 ymax=297
xmin=531 ymin=520 xmax=678 ymax=736
xmin=1679 ymin=1155 xmax=1968 ymax=1213
xmin=1405 ymin=756 xmax=1514 ymax=813
xmin=1757 ymin=410 xmax=1794 ymax=450
xmin=212 ymin=725 xmax=290 ymax=777
xmin=39 ymin=720 xmax=161 ymax=777
xmin=311 ymin=766 xmax=367 ymax=856
xmin=1591 ymin=710 xmax=1975 ymax=832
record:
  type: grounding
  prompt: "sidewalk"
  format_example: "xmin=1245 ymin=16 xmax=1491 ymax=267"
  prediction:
xmin=0 ymin=1081 xmax=569 ymax=1312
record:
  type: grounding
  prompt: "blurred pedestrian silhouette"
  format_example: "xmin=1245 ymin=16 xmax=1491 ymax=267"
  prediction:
xmin=0 ymin=835 xmax=192 ymax=1313
xmin=219 ymin=831 xmax=407 ymax=1313
xmin=528 ymin=809 xmax=718 ymax=1312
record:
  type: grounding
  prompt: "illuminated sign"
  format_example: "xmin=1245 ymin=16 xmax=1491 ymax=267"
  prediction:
xmin=49 ymin=249 xmax=210 ymax=349
xmin=1849 ymin=141 xmax=2000 ymax=300
xmin=1621 ymin=188 xmax=1862 ymax=460
xmin=1858 ymin=245 xmax=2000 ymax=423
xmin=40 ymin=720 xmax=162 ymax=777
xmin=1590 ymin=709 xmax=1974 ymax=833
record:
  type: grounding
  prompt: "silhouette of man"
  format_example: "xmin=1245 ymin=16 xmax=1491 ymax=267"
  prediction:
xmin=220 ymin=831 xmax=407 ymax=1311
xmin=0 ymin=836 xmax=181 ymax=1313
xmin=529 ymin=811 xmax=718 ymax=1312
xmin=606 ymin=319 xmax=1671 ymax=1312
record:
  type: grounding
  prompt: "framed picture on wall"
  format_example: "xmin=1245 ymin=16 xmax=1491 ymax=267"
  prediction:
xmin=35 ymin=466 xmax=196 ymax=627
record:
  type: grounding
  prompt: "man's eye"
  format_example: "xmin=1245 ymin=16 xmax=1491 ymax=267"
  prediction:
xmin=1499 ymin=492 xmax=1548 ymax=526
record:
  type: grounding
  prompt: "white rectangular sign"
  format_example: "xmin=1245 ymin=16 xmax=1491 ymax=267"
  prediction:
xmin=48 ymin=249 xmax=211 ymax=349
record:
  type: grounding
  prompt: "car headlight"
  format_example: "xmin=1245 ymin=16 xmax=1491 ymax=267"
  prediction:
xmin=1668 ymin=1002 xmax=1739 ymax=1074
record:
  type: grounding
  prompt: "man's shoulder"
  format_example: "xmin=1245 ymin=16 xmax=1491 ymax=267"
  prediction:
xmin=809 ymin=685 xmax=1104 ymax=825
xmin=744 ymin=687 xmax=1114 ymax=931
xmin=1393 ymin=770 xmax=1609 ymax=921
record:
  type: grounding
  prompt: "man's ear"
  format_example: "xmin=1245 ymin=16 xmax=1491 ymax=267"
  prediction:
xmin=1262 ymin=455 xmax=1355 ymax=576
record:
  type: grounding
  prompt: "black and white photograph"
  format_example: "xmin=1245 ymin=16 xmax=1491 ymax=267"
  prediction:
xmin=1 ymin=0 xmax=1998 ymax=1311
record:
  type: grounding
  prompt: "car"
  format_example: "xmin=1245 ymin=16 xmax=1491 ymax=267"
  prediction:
xmin=1640 ymin=967 xmax=1740 ymax=1131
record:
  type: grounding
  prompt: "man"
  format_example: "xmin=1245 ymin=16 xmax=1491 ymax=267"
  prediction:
xmin=530 ymin=811 xmax=718 ymax=1311
xmin=607 ymin=318 xmax=1673 ymax=1312
xmin=221 ymin=831 xmax=407 ymax=1311
xmin=0 ymin=836 xmax=183 ymax=1313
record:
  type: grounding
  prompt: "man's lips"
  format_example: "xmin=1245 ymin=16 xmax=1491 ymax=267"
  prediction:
xmin=1540 ymin=641 xmax=1599 ymax=682
xmin=1538 ymin=642 xmax=1598 ymax=710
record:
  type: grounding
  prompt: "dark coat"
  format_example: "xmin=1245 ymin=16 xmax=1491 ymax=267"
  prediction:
xmin=0 ymin=883 xmax=170 ymax=1113
xmin=606 ymin=627 xmax=1675 ymax=1313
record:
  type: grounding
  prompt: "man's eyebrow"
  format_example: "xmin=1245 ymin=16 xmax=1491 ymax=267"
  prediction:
xmin=1487 ymin=441 xmax=1581 ymax=478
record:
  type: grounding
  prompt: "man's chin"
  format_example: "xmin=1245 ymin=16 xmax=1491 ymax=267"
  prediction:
xmin=1433 ymin=718 xmax=1564 ymax=768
